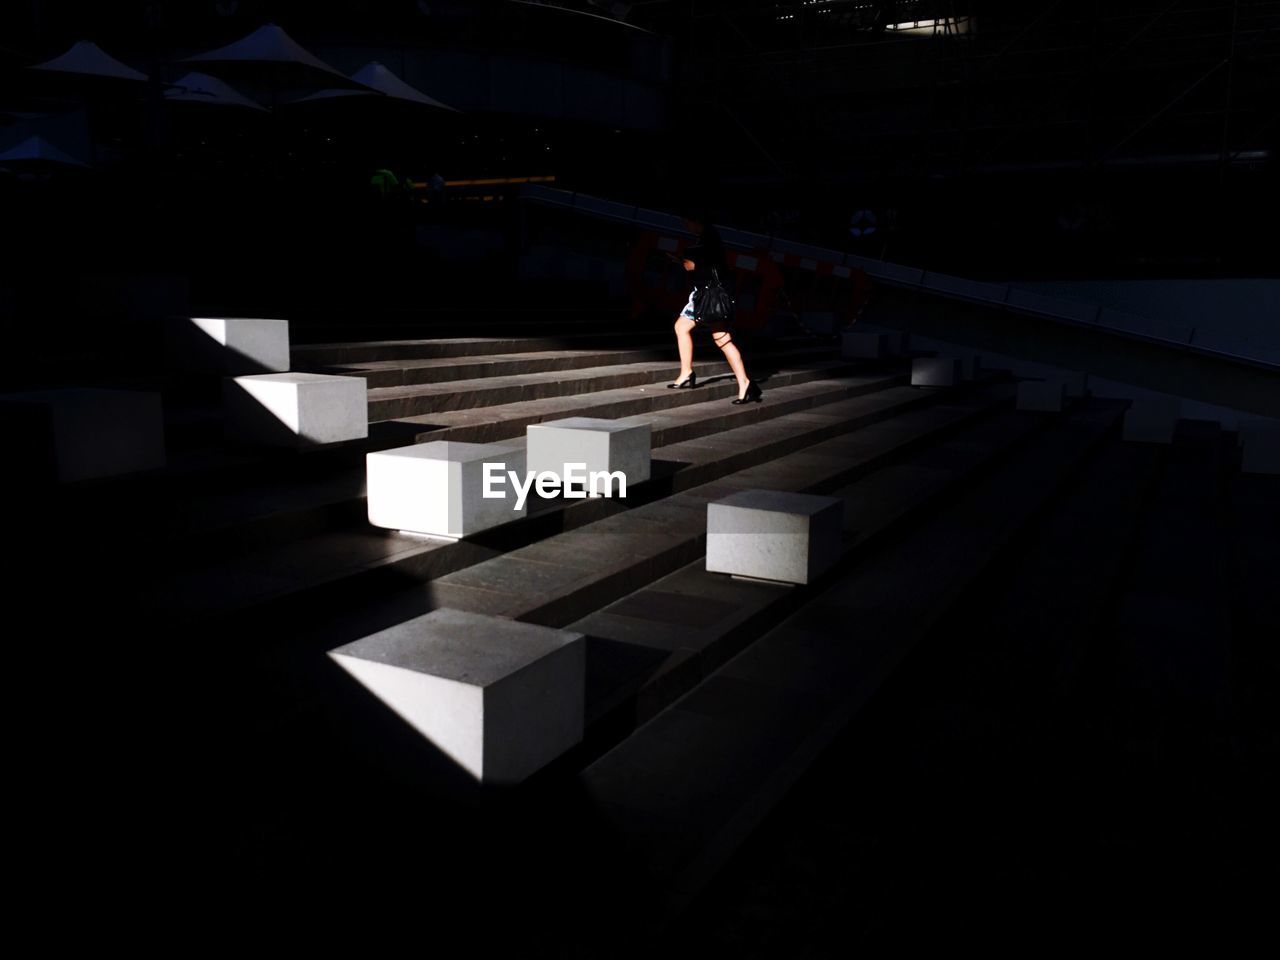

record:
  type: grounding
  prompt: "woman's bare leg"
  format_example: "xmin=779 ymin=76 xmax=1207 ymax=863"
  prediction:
xmin=672 ymin=315 xmax=696 ymax=385
xmin=712 ymin=329 xmax=750 ymax=398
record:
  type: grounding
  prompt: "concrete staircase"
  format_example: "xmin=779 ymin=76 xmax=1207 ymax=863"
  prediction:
xmin=24 ymin=312 xmax=1277 ymax=948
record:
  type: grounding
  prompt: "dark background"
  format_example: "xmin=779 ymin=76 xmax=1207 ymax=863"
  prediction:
xmin=1 ymin=2 xmax=1276 ymax=952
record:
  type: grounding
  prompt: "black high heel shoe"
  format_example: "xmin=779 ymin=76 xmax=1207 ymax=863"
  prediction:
xmin=732 ymin=380 xmax=763 ymax=404
xmin=668 ymin=371 xmax=697 ymax=389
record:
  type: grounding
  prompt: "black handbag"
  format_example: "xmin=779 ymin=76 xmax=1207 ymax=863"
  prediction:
xmin=693 ymin=266 xmax=735 ymax=325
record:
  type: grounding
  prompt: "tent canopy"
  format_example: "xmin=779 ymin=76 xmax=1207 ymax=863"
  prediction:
xmin=350 ymin=62 xmax=458 ymax=112
xmin=181 ymin=23 xmax=355 ymax=85
xmin=164 ymin=72 xmax=267 ymax=112
xmin=29 ymin=41 xmax=149 ymax=83
xmin=290 ymin=61 xmax=458 ymax=112
xmin=0 ymin=135 xmax=90 ymax=167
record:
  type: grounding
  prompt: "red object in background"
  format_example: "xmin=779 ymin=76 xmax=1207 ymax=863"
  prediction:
xmin=850 ymin=267 xmax=873 ymax=322
xmin=626 ymin=231 xmax=783 ymax=331
xmin=764 ymin=247 xmax=877 ymax=329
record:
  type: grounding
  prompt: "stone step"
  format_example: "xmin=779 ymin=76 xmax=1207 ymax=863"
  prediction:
xmin=365 ymin=347 xmax=841 ymax=421
xmin=146 ymin=382 xmax=996 ymax=624
xmin=293 ymin=329 xmax=674 ymax=366
xmin=1099 ymin=420 xmax=1234 ymax=719
xmin=303 ymin=338 xmax=818 ymax=390
xmin=305 ymin=386 xmax=1015 ymax=638
xmin=259 ymin=397 xmax=1106 ymax=843
xmin=1227 ymin=472 xmax=1280 ymax=641
xmin=36 ymin=359 xmax=893 ymax=556
xmin=572 ymin=406 xmax=1069 ymax=726
xmin=209 ymin=389 xmax=1021 ymax=784
xmin=167 ymin=371 xmax=909 ymax=552
xmin=920 ymin=436 xmax=1164 ymax=710
xmin=390 ymin=359 xmax=881 ymax=444
xmin=308 ymin=346 xmax=678 ymax=389
xmin=576 ymin=400 xmax=1127 ymax=928
xmin=289 ymin=308 xmax=637 ymax=347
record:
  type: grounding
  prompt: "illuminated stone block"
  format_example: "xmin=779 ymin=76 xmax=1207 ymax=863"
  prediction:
xmin=0 ymin=388 xmax=165 ymax=483
xmin=1017 ymin=379 xmax=1068 ymax=412
xmin=911 ymin=338 xmax=978 ymax=378
xmin=1240 ymin=418 xmax=1280 ymax=475
xmin=911 ymin=356 xmax=962 ymax=387
xmin=169 ymin=317 xmax=289 ymax=375
xmin=1123 ymin=396 xmax=1181 ymax=444
xmin=526 ymin=417 xmax=650 ymax=497
xmin=367 ymin=440 xmax=526 ymax=538
xmin=224 ymin=372 xmax=367 ymax=447
xmin=706 ymin=489 xmax=843 ymax=585
xmin=329 ymin=608 xmax=585 ymax=784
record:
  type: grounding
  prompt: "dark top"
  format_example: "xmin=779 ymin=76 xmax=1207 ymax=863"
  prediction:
xmin=684 ymin=223 xmax=727 ymax=288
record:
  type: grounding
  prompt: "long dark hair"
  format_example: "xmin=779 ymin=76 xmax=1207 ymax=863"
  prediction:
xmin=681 ymin=203 xmax=713 ymax=225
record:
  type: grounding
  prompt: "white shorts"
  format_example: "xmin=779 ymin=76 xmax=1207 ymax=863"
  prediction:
xmin=680 ymin=287 xmax=699 ymax=320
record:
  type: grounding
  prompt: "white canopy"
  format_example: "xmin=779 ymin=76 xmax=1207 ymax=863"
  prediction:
xmin=350 ymin=62 xmax=457 ymax=111
xmin=29 ymin=41 xmax=149 ymax=82
xmin=0 ymin=135 xmax=89 ymax=167
xmin=181 ymin=23 xmax=351 ymax=82
xmin=292 ymin=61 xmax=458 ymax=111
xmin=164 ymin=72 xmax=267 ymax=111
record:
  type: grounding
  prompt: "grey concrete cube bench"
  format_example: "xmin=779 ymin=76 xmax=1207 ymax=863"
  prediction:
xmin=1240 ymin=418 xmax=1280 ymax=475
xmin=906 ymin=337 xmax=980 ymax=376
xmin=526 ymin=416 xmax=651 ymax=497
xmin=841 ymin=331 xmax=893 ymax=360
xmin=1123 ymin=396 xmax=1182 ymax=443
xmin=951 ymin=352 xmax=982 ymax=382
xmin=168 ymin=317 xmax=290 ymax=376
xmin=911 ymin=356 xmax=963 ymax=387
xmin=224 ymin=372 xmax=368 ymax=448
xmin=329 ymin=608 xmax=585 ymax=783
xmin=1017 ymin=379 xmax=1069 ymax=412
xmin=1 ymin=388 xmax=166 ymax=482
xmin=706 ymin=489 xmax=844 ymax=585
xmin=1056 ymin=372 xmax=1088 ymax=398
xmin=367 ymin=440 xmax=527 ymax=539
xmin=850 ymin=325 xmax=910 ymax=354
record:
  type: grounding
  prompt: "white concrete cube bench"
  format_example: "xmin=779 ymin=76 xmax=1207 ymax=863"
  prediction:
xmin=1239 ymin=418 xmax=1280 ymax=475
xmin=168 ymin=317 xmax=290 ymax=375
xmin=706 ymin=489 xmax=844 ymax=585
xmin=1123 ymin=396 xmax=1182 ymax=444
xmin=329 ymin=608 xmax=585 ymax=784
xmin=911 ymin=356 xmax=962 ymax=387
xmin=224 ymin=372 xmax=367 ymax=448
xmin=367 ymin=440 xmax=526 ymax=538
xmin=1017 ymin=379 xmax=1069 ymax=412
xmin=1 ymin=388 xmax=165 ymax=482
xmin=1182 ymin=401 xmax=1248 ymax=433
xmin=526 ymin=416 xmax=650 ymax=497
